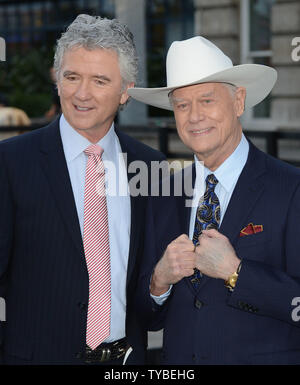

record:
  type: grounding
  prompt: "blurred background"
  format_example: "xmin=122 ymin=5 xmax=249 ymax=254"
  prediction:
xmin=0 ymin=0 xmax=299 ymax=362
xmin=0 ymin=0 xmax=300 ymax=162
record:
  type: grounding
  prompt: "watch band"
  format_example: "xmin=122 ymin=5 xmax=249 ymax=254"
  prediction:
xmin=224 ymin=261 xmax=242 ymax=292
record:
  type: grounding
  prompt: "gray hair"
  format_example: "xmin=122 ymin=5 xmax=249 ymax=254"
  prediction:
xmin=223 ymin=83 xmax=237 ymax=97
xmin=53 ymin=14 xmax=138 ymax=90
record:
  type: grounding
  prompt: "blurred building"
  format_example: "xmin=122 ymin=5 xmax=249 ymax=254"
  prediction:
xmin=0 ymin=0 xmax=299 ymax=130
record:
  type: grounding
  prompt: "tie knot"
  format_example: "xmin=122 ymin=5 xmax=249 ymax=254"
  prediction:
xmin=206 ymin=174 xmax=218 ymax=188
xmin=84 ymin=144 xmax=103 ymax=157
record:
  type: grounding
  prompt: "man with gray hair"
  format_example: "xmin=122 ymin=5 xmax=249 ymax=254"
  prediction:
xmin=0 ymin=14 xmax=165 ymax=365
xmin=130 ymin=36 xmax=300 ymax=364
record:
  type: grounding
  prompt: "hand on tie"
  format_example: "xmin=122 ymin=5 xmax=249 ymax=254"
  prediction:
xmin=190 ymin=173 xmax=220 ymax=286
xmin=194 ymin=229 xmax=240 ymax=280
xmin=150 ymin=234 xmax=196 ymax=296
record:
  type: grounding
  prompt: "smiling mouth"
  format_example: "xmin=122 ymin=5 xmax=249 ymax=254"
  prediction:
xmin=190 ymin=127 xmax=213 ymax=134
xmin=74 ymin=105 xmax=94 ymax=112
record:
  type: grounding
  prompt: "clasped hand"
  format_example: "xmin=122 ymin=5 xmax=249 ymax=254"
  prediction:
xmin=150 ymin=229 xmax=240 ymax=296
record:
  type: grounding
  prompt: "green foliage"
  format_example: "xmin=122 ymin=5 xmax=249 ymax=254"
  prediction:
xmin=0 ymin=47 xmax=54 ymax=118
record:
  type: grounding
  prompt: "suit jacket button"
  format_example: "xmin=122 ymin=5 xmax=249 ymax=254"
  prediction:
xmin=194 ymin=299 xmax=203 ymax=310
xmin=75 ymin=352 xmax=83 ymax=359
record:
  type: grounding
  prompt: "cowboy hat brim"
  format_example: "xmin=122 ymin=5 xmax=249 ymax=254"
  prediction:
xmin=128 ymin=64 xmax=277 ymax=110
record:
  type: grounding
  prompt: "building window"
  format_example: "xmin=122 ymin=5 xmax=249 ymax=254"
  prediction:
xmin=0 ymin=0 xmax=115 ymax=55
xmin=240 ymin=0 xmax=276 ymax=125
xmin=146 ymin=0 xmax=194 ymax=117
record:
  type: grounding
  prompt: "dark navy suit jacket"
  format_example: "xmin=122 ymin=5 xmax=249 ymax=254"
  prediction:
xmin=138 ymin=141 xmax=300 ymax=365
xmin=0 ymin=117 xmax=165 ymax=364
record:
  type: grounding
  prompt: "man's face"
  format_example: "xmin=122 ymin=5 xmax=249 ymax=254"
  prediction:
xmin=171 ymin=82 xmax=246 ymax=170
xmin=57 ymin=46 xmax=132 ymax=141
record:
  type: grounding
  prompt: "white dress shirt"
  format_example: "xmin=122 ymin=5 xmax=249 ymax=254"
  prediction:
xmin=59 ymin=114 xmax=131 ymax=342
xmin=188 ymin=133 xmax=249 ymax=237
xmin=152 ymin=134 xmax=249 ymax=304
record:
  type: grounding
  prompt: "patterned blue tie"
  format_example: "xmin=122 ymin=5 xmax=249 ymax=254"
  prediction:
xmin=190 ymin=174 xmax=220 ymax=288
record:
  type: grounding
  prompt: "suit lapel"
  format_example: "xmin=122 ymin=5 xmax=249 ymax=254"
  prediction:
xmin=177 ymin=163 xmax=196 ymax=234
xmin=116 ymin=129 xmax=144 ymax=287
xmin=219 ymin=141 xmax=267 ymax=246
xmin=40 ymin=124 xmax=147 ymax=284
xmin=178 ymin=163 xmax=205 ymax=295
xmin=39 ymin=118 xmax=84 ymax=258
xmin=187 ymin=141 xmax=267 ymax=293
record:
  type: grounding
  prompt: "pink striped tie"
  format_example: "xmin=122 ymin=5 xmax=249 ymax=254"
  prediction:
xmin=83 ymin=144 xmax=111 ymax=350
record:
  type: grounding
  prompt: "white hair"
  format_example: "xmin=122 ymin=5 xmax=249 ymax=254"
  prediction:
xmin=54 ymin=14 xmax=138 ymax=90
xmin=223 ymin=83 xmax=237 ymax=98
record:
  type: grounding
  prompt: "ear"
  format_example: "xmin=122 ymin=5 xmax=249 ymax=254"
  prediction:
xmin=234 ymin=87 xmax=246 ymax=117
xmin=120 ymin=82 xmax=135 ymax=105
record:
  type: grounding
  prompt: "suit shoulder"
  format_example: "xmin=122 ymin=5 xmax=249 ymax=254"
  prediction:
xmin=253 ymin=147 xmax=300 ymax=194
xmin=249 ymin=141 xmax=300 ymax=178
xmin=264 ymin=151 xmax=300 ymax=179
xmin=0 ymin=124 xmax=49 ymax=154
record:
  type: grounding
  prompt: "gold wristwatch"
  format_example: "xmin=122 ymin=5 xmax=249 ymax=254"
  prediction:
xmin=225 ymin=262 xmax=242 ymax=292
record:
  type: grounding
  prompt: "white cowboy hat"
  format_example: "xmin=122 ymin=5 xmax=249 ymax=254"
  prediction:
xmin=128 ymin=36 xmax=277 ymax=110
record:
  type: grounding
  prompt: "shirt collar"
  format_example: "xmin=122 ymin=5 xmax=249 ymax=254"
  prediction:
xmin=59 ymin=114 xmax=116 ymax=162
xmin=195 ymin=133 xmax=249 ymax=192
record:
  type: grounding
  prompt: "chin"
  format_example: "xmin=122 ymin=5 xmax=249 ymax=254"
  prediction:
xmin=71 ymin=120 xmax=96 ymax=131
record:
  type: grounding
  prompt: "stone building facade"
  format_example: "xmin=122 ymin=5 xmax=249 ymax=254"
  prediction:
xmin=271 ymin=0 xmax=300 ymax=128
xmin=0 ymin=0 xmax=299 ymax=132
xmin=115 ymin=0 xmax=300 ymax=132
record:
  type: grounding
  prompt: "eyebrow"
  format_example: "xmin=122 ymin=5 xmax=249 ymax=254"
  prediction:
xmin=201 ymin=91 xmax=214 ymax=97
xmin=171 ymin=97 xmax=187 ymax=103
xmin=63 ymin=71 xmax=111 ymax=82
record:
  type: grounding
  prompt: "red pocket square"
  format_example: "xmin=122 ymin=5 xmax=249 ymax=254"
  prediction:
xmin=240 ymin=223 xmax=263 ymax=237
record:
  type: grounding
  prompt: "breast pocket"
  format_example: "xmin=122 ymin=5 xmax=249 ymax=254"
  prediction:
xmin=234 ymin=231 xmax=271 ymax=262
xmin=236 ymin=230 xmax=270 ymax=247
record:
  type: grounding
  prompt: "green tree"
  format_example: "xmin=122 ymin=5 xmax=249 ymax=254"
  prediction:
xmin=0 ymin=47 xmax=54 ymax=118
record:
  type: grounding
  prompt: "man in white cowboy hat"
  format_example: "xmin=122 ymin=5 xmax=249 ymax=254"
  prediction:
xmin=129 ymin=36 xmax=300 ymax=365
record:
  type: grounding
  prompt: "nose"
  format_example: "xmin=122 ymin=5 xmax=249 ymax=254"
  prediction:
xmin=74 ymin=79 xmax=92 ymax=101
xmin=189 ymin=100 xmax=205 ymax=124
